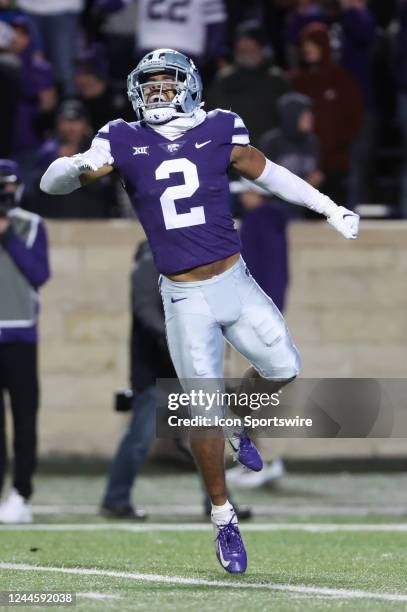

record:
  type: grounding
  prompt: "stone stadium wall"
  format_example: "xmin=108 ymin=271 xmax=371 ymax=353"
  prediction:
xmin=34 ymin=220 xmax=407 ymax=459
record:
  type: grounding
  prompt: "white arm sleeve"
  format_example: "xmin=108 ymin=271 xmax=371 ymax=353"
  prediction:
xmin=40 ymin=157 xmax=82 ymax=195
xmin=40 ymin=123 xmax=114 ymax=195
xmin=253 ymin=158 xmax=337 ymax=217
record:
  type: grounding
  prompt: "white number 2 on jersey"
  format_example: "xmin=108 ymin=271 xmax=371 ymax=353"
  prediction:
xmin=155 ymin=158 xmax=206 ymax=230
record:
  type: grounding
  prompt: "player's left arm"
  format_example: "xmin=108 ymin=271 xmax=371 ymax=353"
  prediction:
xmin=230 ymin=144 xmax=359 ymax=240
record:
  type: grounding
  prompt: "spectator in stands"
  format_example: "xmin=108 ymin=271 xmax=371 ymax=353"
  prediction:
xmin=101 ymin=241 xmax=252 ymax=520
xmin=136 ymin=0 xmax=228 ymax=83
xmin=75 ymin=45 xmax=132 ymax=132
xmin=237 ymin=92 xmax=319 ymax=315
xmin=285 ymin=0 xmax=327 ymax=68
xmin=258 ymin=92 xmax=323 ymax=204
xmin=206 ymin=20 xmax=291 ymax=143
xmin=0 ymin=2 xmax=28 ymax=25
xmin=336 ymin=0 xmax=377 ymax=209
xmin=0 ymin=159 xmax=50 ymax=524
xmin=289 ymin=22 xmax=363 ymax=203
xmin=337 ymin=0 xmax=376 ymax=106
xmin=36 ymin=101 xmax=92 ymax=164
xmin=9 ymin=16 xmax=56 ymax=184
xmin=92 ymin=0 xmax=138 ymax=82
xmin=398 ymin=0 xmax=407 ymax=217
xmin=0 ymin=21 xmax=20 ymax=158
xmin=236 ymin=91 xmax=321 ymax=312
xmin=96 ymin=0 xmax=228 ymax=82
xmin=0 ymin=4 xmax=42 ymax=54
xmin=240 ymin=187 xmax=289 ymax=314
xmin=15 ymin=0 xmax=85 ymax=97
xmin=26 ymin=100 xmax=120 ymax=219
xmin=258 ymin=0 xmax=291 ymax=69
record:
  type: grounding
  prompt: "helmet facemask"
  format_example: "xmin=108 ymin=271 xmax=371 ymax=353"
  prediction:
xmin=127 ymin=50 xmax=203 ymax=124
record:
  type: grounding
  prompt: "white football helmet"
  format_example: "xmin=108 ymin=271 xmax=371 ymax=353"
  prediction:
xmin=127 ymin=49 xmax=203 ymax=124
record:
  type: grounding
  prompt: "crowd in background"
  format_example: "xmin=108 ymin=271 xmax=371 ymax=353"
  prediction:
xmin=1 ymin=0 xmax=403 ymax=523
xmin=0 ymin=0 xmax=406 ymax=218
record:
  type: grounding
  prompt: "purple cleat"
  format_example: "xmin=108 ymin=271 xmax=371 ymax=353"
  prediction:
xmin=229 ymin=433 xmax=263 ymax=472
xmin=215 ymin=516 xmax=247 ymax=574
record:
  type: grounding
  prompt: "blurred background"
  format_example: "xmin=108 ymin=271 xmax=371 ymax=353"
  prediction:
xmin=1 ymin=0 xmax=407 ymax=218
xmin=1 ymin=0 xmax=407 ymax=521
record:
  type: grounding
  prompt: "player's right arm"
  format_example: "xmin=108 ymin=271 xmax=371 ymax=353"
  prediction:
xmin=40 ymin=124 xmax=114 ymax=194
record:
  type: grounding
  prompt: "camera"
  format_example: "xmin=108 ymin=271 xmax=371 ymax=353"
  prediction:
xmin=114 ymin=388 xmax=134 ymax=412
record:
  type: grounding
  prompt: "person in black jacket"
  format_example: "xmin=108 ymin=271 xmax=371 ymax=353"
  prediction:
xmin=258 ymin=92 xmax=324 ymax=205
xmin=100 ymin=241 xmax=251 ymax=520
xmin=100 ymin=241 xmax=172 ymax=520
xmin=206 ymin=20 xmax=291 ymax=144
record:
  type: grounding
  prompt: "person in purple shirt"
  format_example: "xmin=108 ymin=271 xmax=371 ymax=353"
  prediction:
xmin=240 ymin=189 xmax=288 ymax=314
xmin=337 ymin=0 xmax=376 ymax=109
xmin=40 ymin=48 xmax=359 ymax=574
xmin=285 ymin=0 xmax=327 ymax=67
xmin=9 ymin=16 xmax=57 ymax=184
xmin=0 ymin=159 xmax=50 ymax=524
xmin=27 ymin=100 xmax=121 ymax=219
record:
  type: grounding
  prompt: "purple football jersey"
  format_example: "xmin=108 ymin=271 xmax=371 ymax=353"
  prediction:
xmin=98 ymin=110 xmax=249 ymax=275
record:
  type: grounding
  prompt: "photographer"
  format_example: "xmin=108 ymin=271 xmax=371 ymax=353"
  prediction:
xmin=0 ymin=160 xmax=50 ymax=524
xmin=100 ymin=241 xmax=175 ymax=520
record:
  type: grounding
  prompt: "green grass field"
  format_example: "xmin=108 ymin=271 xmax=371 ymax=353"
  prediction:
xmin=1 ymin=470 xmax=407 ymax=611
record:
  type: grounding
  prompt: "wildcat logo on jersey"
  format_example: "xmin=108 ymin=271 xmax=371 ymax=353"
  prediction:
xmin=159 ymin=141 xmax=186 ymax=155
xmin=132 ymin=146 xmax=149 ymax=155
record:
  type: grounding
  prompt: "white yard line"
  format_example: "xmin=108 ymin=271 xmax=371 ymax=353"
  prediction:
xmin=31 ymin=504 xmax=407 ymax=516
xmin=0 ymin=562 xmax=406 ymax=603
xmin=1 ymin=522 xmax=407 ymax=532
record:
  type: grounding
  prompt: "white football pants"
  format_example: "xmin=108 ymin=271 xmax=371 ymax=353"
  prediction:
xmin=159 ymin=257 xmax=301 ymax=383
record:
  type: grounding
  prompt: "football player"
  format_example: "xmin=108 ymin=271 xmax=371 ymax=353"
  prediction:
xmin=40 ymin=49 xmax=359 ymax=574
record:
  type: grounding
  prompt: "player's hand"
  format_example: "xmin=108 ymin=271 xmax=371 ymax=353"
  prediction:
xmin=327 ymin=206 xmax=359 ymax=240
xmin=71 ymin=148 xmax=114 ymax=174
